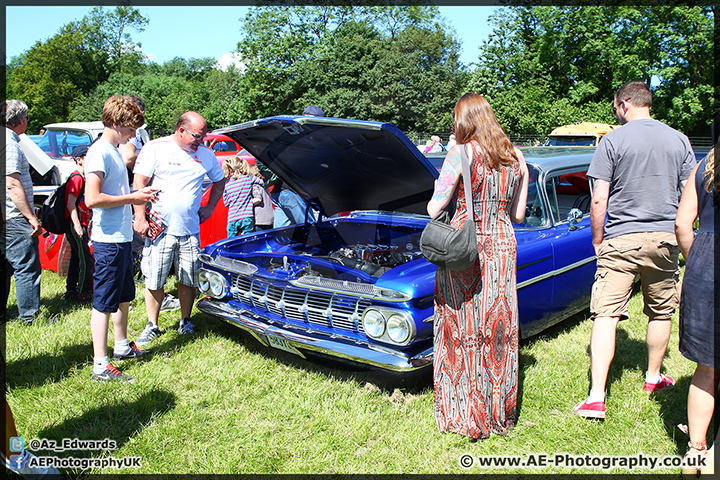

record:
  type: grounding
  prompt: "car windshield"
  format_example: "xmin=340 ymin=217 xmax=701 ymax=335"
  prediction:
xmin=36 ymin=129 xmax=94 ymax=158
xmin=546 ymin=136 xmax=596 ymax=147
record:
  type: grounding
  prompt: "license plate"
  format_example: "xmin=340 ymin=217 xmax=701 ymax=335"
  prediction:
xmin=261 ymin=334 xmax=299 ymax=356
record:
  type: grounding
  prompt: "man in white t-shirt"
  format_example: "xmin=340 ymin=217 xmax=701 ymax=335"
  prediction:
xmin=85 ymin=95 xmax=161 ymax=383
xmin=133 ymin=112 xmax=225 ymax=344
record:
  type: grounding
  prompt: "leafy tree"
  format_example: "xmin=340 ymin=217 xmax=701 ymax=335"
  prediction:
xmin=69 ymin=68 xmax=211 ymax=133
xmin=7 ymin=6 xmax=148 ymax=131
xmin=473 ymin=6 xmax=714 ymax=137
xmin=8 ymin=22 xmax=109 ymax=132
xmin=236 ymin=6 xmax=465 ymax=132
xmin=83 ymin=6 xmax=148 ymax=74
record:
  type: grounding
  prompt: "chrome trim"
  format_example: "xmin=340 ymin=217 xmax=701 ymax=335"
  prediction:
xmin=361 ymin=308 xmax=416 ymax=346
xmin=517 ymin=255 xmax=596 ymax=289
xmin=289 ymin=276 xmax=412 ymax=302
xmin=232 ymin=275 xmax=370 ymax=334
xmin=203 ymin=255 xmax=258 ymax=276
xmin=197 ymin=298 xmax=429 ymax=372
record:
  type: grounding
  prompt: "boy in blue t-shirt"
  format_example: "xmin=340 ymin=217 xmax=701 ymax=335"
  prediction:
xmin=84 ymin=95 xmax=161 ymax=383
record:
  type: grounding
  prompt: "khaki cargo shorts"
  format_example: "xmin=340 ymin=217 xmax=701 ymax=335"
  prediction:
xmin=590 ymin=232 xmax=680 ymax=320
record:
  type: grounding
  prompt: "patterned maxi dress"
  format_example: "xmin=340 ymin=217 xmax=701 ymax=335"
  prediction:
xmin=433 ymin=140 xmax=521 ymax=439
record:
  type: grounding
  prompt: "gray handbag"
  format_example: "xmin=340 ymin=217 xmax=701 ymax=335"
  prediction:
xmin=420 ymin=145 xmax=478 ymax=271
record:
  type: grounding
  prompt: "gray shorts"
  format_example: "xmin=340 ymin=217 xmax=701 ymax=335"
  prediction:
xmin=141 ymin=232 xmax=200 ymax=290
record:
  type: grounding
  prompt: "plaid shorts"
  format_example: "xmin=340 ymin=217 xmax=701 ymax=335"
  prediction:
xmin=141 ymin=231 xmax=200 ymax=290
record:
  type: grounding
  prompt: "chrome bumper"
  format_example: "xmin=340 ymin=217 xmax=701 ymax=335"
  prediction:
xmin=196 ymin=297 xmax=433 ymax=372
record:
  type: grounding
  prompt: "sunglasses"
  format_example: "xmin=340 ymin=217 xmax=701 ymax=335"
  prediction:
xmin=185 ymin=129 xmax=205 ymax=140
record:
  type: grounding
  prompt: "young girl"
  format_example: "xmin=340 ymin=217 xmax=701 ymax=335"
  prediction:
xmin=248 ymin=164 xmax=274 ymax=231
xmin=222 ymin=156 xmax=262 ymax=237
xmin=64 ymin=145 xmax=93 ymax=302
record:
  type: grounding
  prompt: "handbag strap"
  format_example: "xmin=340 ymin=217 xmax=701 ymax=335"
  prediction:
xmin=459 ymin=144 xmax=474 ymax=228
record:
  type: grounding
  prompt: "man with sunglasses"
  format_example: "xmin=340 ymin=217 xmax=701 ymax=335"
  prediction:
xmin=132 ymin=112 xmax=225 ymax=343
xmin=574 ymin=81 xmax=696 ymax=419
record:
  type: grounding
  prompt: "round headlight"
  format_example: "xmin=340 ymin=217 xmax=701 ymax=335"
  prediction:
xmin=208 ymin=274 xmax=226 ymax=298
xmin=362 ymin=310 xmax=386 ymax=338
xmin=386 ymin=314 xmax=411 ymax=343
xmin=197 ymin=270 xmax=210 ymax=293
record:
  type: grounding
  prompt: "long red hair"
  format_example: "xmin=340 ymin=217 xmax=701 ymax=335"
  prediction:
xmin=453 ymin=93 xmax=516 ymax=170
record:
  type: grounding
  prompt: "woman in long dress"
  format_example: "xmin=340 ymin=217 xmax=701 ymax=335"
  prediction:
xmin=427 ymin=93 xmax=528 ymax=439
xmin=675 ymin=144 xmax=719 ymax=475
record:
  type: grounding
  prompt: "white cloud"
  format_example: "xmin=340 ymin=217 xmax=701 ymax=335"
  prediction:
xmin=215 ymin=52 xmax=245 ymax=73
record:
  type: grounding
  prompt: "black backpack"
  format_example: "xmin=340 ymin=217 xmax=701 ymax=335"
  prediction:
xmin=40 ymin=172 xmax=83 ymax=235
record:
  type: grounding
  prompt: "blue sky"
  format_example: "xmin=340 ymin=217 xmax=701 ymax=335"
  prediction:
xmin=5 ymin=6 xmax=497 ymax=67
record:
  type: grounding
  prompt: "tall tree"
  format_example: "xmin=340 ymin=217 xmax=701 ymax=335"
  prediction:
xmin=7 ymin=6 xmax=148 ymax=131
xmin=472 ymin=6 xmax=714 ymax=137
xmin=236 ymin=6 xmax=465 ymax=132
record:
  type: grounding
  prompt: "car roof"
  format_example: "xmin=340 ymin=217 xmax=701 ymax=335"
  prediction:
xmin=43 ymin=121 xmax=105 ymax=133
xmin=519 ymin=146 xmax=595 ymax=173
xmin=549 ymin=122 xmax=618 ymax=137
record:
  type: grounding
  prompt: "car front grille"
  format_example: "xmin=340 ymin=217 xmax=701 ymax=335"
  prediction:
xmin=231 ymin=275 xmax=368 ymax=334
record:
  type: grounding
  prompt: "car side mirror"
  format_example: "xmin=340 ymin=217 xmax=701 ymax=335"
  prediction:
xmin=568 ymin=208 xmax=583 ymax=231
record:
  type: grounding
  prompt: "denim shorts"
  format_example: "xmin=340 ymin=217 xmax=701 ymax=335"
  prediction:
xmin=92 ymin=242 xmax=135 ymax=313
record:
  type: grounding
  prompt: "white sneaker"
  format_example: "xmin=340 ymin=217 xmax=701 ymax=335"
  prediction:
xmin=6 ymin=449 xmax=61 ymax=479
xmin=159 ymin=294 xmax=181 ymax=312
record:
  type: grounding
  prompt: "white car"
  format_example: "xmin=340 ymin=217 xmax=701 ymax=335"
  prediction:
xmin=28 ymin=121 xmax=105 ymax=185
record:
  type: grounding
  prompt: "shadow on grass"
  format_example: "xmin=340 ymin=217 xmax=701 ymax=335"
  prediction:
xmin=600 ymin=328 xmax=647 ymax=398
xmin=7 ymin=341 xmax=93 ymax=389
xmin=519 ymin=308 xmax=591 ymax=349
xmin=35 ymin=388 xmax=175 ymax=453
xmin=199 ymin=312 xmax=542 ymax=405
xmin=657 ymin=373 xmax=695 ymax=455
xmin=516 ymin=351 xmax=537 ymax=420
xmin=198 ymin=313 xmax=434 ymax=394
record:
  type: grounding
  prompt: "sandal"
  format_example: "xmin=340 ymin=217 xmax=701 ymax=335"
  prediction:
xmin=681 ymin=441 xmax=708 ymax=477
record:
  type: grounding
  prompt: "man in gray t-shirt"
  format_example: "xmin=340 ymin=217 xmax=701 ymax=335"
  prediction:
xmin=574 ymin=81 xmax=696 ymax=420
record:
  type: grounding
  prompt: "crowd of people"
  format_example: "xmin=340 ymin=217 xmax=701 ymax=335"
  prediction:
xmin=2 ymin=82 xmax=718 ymax=476
xmin=425 ymin=83 xmax=718 ymax=475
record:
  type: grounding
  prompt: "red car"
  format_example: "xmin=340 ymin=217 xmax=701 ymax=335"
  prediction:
xmin=38 ymin=135 xmax=265 ymax=272
xmin=204 ymin=133 xmax=255 ymax=165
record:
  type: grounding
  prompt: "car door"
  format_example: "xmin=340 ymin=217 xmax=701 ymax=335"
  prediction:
xmin=544 ymin=167 xmax=596 ymax=324
xmin=515 ymin=164 xmax=556 ymax=337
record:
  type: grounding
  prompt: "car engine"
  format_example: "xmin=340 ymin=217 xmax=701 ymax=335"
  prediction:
xmin=327 ymin=243 xmax=422 ymax=277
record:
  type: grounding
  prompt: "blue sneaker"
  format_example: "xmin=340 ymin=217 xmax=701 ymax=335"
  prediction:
xmin=6 ymin=449 xmax=61 ymax=478
xmin=136 ymin=322 xmax=162 ymax=346
xmin=178 ymin=318 xmax=196 ymax=335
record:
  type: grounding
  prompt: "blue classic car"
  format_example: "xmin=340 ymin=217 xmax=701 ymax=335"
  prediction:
xmin=196 ymin=116 xmax=597 ymax=373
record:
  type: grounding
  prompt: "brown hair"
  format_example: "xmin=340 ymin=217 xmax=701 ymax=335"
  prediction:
xmin=615 ymin=81 xmax=652 ymax=109
xmin=101 ymin=96 xmax=144 ymax=128
xmin=222 ymin=155 xmax=251 ymax=180
xmin=453 ymin=93 xmax=516 ymax=169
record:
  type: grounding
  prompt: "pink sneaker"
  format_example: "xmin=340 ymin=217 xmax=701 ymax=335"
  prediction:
xmin=573 ymin=398 xmax=606 ymax=419
xmin=644 ymin=373 xmax=675 ymax=392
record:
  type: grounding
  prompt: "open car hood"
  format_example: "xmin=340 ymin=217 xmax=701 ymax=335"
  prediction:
xmin=214 ymin=116 xmax=438 ymax=218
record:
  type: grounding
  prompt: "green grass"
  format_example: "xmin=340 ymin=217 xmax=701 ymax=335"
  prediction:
xmin=4 ymin=269 xmax=700 ymax=475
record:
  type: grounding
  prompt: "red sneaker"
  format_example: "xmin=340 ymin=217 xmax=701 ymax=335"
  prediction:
xmin=573 ymin=398 xmax=606 ymax=419
xmin=644 ymin=373 xmax=675 ymax=392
